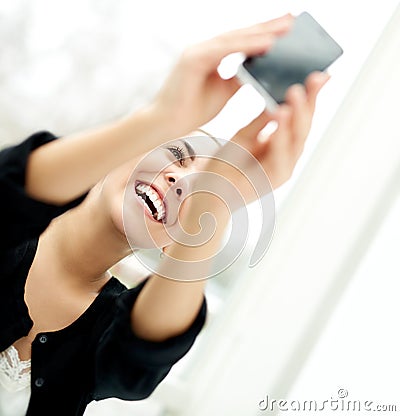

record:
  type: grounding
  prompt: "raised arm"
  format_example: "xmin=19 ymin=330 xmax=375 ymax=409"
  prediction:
xmin=130 ymin=192 xmax=230 ymax=342
xmin=129 ymin=70 xmax=329 ymax=342
xmin=25 ymin=15 xmax=293 ymax=205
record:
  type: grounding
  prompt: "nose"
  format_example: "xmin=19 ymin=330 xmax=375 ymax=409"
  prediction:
xmin=164 ymin=172 xmax=183 ymax=197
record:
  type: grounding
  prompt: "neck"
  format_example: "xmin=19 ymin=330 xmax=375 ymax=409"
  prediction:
xmin=49 ymin=188 xmax=132 ymax=283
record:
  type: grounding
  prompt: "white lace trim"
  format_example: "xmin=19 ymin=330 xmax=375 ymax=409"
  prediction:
xmin=0 ymin=345 xmax=31 ymax=392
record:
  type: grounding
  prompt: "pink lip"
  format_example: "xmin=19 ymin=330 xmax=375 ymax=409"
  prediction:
xmin=134 ymin=180 xmax=168 ymax=223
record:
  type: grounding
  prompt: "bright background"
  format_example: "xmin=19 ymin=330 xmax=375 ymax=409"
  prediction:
xmin=1 ymin=1 xmax=399 ymax=415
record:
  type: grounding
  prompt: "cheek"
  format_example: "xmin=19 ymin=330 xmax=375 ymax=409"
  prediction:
xmin=101 ymin=164 xmax=172 ymax=249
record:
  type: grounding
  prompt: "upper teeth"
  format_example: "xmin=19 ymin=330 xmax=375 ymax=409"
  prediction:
xmin=135 ymin=183 xmax=165 ymax=221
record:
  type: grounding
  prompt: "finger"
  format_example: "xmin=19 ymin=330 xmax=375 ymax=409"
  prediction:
xmin=230 ymin=13 xmax=294 ymax=38
xmin=285 ymin=83 xmax=311 ymax=153
xmin=220 ymin=75 xmax=242 ymax=98
xmin=190 ymin=34 xmax=275 ymax=71
xmin=265 ymin=104 xmax=292 ymax=147
xmin=251 ymin=104 xmax=291 ymax=166
xmin=263 ymin=105 xmax=294 ymax=188
xmin=231 ymin=111 xmax=273 ymax=147
xmin=305 ymin=71 xmax=331 ymax=113
xmin=186 ymin=15 xmax=293 ymax=71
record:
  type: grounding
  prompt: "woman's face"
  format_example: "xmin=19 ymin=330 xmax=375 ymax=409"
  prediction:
xmin=105 ymin=134 xmax=221 ymax=249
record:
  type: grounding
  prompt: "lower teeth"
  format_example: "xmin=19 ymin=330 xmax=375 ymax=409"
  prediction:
xmin=137 ymin=191 xmax=164 ymax=221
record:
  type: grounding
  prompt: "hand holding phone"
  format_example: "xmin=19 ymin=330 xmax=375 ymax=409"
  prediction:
xmin=236 ymin=12 xmax=343 ymax=113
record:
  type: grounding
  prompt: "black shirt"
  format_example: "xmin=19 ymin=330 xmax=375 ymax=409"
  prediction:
xmin=0 ymin=132 xmax=207 ymax=415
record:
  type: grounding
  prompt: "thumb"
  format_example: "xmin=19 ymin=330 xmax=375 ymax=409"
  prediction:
xmin=221 ymin=76 xmax=242 ymax=99
xmin=231 ymin=111 xmax=272 ymax=147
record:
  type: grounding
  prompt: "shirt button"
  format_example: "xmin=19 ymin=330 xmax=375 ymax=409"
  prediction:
xmin=39 ymin=335 xmax=48 ymax=344
xmin=35 ymin=378 xmax=45 ymax=388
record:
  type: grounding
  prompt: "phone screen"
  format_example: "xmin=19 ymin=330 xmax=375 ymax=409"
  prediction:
xmin=242 ymin=12 xmax=343 ymax=104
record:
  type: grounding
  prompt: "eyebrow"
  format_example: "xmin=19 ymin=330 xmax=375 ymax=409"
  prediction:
xmin=181 ymin=139 xmax=196 ymax=161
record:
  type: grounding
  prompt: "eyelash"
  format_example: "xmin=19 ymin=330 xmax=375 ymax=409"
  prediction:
xmin=167 ymin=146 xmax=186 ymax=166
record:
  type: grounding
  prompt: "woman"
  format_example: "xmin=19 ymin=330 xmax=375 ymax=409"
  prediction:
xmin=0 ymin=14 xmax=329 ymax=415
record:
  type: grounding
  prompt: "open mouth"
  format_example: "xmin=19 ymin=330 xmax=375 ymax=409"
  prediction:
xmin=135 ymin=181 xmax=166 ymax=222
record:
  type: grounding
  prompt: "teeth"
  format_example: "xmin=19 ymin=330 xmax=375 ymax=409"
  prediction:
xmin=149 ymin=193 xmax=158 ymax=202
xmin=135 ymin=182 xmax=165 ymax=221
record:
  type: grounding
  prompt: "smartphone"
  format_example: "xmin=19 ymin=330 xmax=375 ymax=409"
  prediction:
xmin=236 ymin=12 xmax=343 ymax=112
